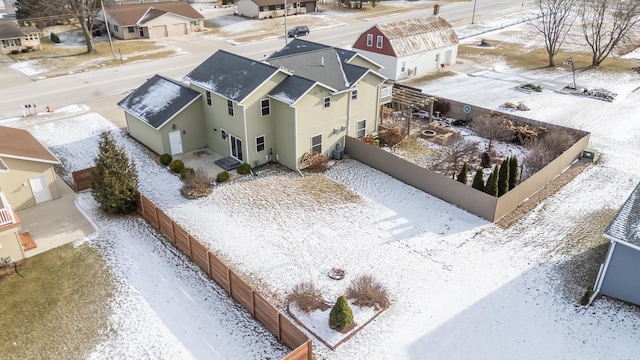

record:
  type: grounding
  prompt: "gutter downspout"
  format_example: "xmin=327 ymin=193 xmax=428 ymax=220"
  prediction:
xmin=242 ymin=103 xmax=249 ymax=166
xmin=294 ymin=105 xmax=302 ymax=176
xmin=588 ymin=239 xmax=617 ymax=306
xmin=375 ymin=82 xmax=382 ymax=132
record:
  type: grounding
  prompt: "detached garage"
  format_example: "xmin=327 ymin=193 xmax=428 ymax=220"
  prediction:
xmin=592 ymin=182 xmax=640 ymax=306
xmin=118 ymin=75 xmax=204 ymax=156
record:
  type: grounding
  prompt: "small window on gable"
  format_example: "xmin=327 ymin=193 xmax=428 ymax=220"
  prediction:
xmin=227 ymin=99 xmax=234 ymax=116
xmin=351 ymin=89 xmax=358 ymax=100
xmin=376 ymin=35 xmax=383 ymax=48
xmin=311 ymin=134 xmax=322 ymax=154
xmin=356 ymin=119 xmax=366 ymax=138
xmin=256 ymin=136 xmax=265 ymax=152
xmin=366 ymin=34 xmax=373 ymax=47
xmin=206 ymin=91 xmax=212 ymax=106
xmin=114 ymin=25 xmax=119 ymax=32
xmin=401 ymin=62 xmax=406 ymax=72
xmin=260 ymin=99 xmax=270 ymax=116
xmin=323 ymin=96 xmax=330 ymax=108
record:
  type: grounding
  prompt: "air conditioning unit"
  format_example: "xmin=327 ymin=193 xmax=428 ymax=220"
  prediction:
xmin=581 ymin=148 xmax=600 ymax=162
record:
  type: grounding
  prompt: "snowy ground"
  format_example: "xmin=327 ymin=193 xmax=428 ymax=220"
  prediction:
xmin=3 ymin=11 xmax=640 ymax=358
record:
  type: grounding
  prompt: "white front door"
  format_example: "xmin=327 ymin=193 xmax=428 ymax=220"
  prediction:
xmin=168 ymin=130 xmax=183 ymax=155
xmin=29 ymin=175 xmax=52 ymax=204
xmin=444 ymin=50 xmax=452 ymax=65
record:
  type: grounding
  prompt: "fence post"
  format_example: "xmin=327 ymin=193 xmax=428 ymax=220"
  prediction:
xmin=251 ymin=291 xmax=256 ymax=318
xmin=227 ymin=268 xmax=232 ymax=296
xmin=277 ymin=313 xmax=282 ymax=341
xmin=188 ymin=235 xmax=193 ymax=259
xmin=154 ymin=205 xmax=159 ymax=229
xmin=307 ymin=340 xmax=312 ymax=360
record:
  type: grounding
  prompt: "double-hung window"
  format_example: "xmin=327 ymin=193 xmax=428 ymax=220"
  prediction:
xmin=366 ymin=34 xmax=373 ymax=47
xmin=351 ymin=89 xmax=358 ymax=100
xmin=256 ymin=136 xmax=265 ymax=152
xmin=311 ymin=134 xmax=322 ymax=154
xmin=260 ymin=99 xmax=270 ymax=116
xmin=323 ymin=96 xmax=330 ymax=108
xmin=227 ymin=99 xmax=234 ymax=116
xmin=206 ymin=91 xmax=212 ymax=106
xmin=376 ymin=35 xmax=383 ymax=48
xmin=356 ymin=119 xmax=366 ymax=138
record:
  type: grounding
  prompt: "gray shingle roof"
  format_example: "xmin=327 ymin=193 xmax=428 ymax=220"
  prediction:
xmin=268 ymin=76 xmax=315 ymax=105
xmin=604 ymin=182 xmax=640 ymax=246
xmin=268 ymin=48 xmax=349 ymax=91
xmin=117 ymin=75 xmax=200 ymax=129
xmin=184 ymin=50 xmax=280 ymax=103
xmin=0 ymin=20 xmax=26 ymax=39
xmin=268 ymin=39 xmax=329 ymax=58
xmin=106 ymin=1 xmax=204 ymax=27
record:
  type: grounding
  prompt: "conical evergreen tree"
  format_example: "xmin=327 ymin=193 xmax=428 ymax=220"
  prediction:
xmin=329 ymin=295 xmax=354 ymax=330
xmin=484 ymin=165 xmax=499 ymax=197
xmin=91 ymin=131 xmax=139 ymax=214
xmin=456 ymin=162 xmax=469 ymax=184
xmin=509 ymin=156 xmax=519 ymax=190
xmin=498 ymin=159 xmax=509 ymax=196
xmin=472 ymin=168 xmax=485 ymax=191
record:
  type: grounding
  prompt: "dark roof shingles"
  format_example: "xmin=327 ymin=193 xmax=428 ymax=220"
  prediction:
xmin=106 ymin=1 xmax=204 ymax=26
xmin=605 ymin=183 xmax=640 ymax=246
xmin=0 ymin=126 xmax=59 ymax=163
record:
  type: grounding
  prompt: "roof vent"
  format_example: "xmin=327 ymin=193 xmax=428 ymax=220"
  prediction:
xmin=321 ymin=57 xmax=324 ymax=66
xmin=433 ymin=4 xmax=440 ymax=16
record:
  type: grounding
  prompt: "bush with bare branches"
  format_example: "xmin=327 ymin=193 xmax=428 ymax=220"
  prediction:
xmin=181 ymin=168 xmax=213 ymax=199
xmin=378 ymin=127 xmax=405 ymax=147
xmin=522 ymin=128 xmax=578 ymax=179
xmin=361 ymin=135 xmax=379 ymax=146
xmin=472 ymin=111 xmax=514 ymax=150
xmin=299 ymin=152 xmax=329 ymax=172
xmin=541 ymin=128 xmax=578 ymax=157
xmin=287 ymin=282 xmax=329 ymax=313
xmin=346 ymin=275 xmax=389 ymax=311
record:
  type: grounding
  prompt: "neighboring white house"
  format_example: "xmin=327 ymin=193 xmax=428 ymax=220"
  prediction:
xmin=101 ymin=1 xmax=204 ymax=40
xmin=352 ymin=16 xmax=459 ymax=81
xmin=2 ymin=0 xmax=17 ymax=17
xmin=236 ymin=0 xmax=316 ymax=19
xmin=591 ymin=182 xmax=640 ymax=307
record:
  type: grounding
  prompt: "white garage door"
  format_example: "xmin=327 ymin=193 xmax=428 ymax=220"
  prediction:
xmin=172 ymin=23 xmax=187 ymax=35
xmin=149 ymin=25 xmax=167 ymax=38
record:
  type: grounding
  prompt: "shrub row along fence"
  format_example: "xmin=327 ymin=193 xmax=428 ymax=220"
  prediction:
xmin=346 ymin=99 xmax=590 ymax=222
xmin=137 ymin=194 xmax=312 ymax=360
xmin=71 ymin=167 xmax=96 ymax=192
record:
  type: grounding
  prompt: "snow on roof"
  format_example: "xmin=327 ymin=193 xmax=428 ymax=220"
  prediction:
xmin=268 ymin=76 xmax=315 ymax=105
xmin=184 ymin=50 xmax=279 ymax=103
xmin=117 ymin=75 xmax=200 ymax=129
xmin=604 ymin=182 xmax=640 ymax=246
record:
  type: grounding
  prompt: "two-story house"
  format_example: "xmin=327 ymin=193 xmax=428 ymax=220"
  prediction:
xmin=119 ymin=39 xmax=391 ymax=171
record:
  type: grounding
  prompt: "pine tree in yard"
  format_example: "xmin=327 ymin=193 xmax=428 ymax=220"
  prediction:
xmin=484 ymin=165 xmax=499 ymax=197
xmin=456 ymin=162 xmax=469 ymax=184
xmin=329 ymin=295 xmax=354 ymax=330
xmin=498 ymin=159 xmax=509 ymax=196
xmin=509 ymin=156 xmax=519 ymax=190
xmin=472 ymin=168 xmax=485 ymax=191
xmin=91 ymin=131 xmax=139 ymax=214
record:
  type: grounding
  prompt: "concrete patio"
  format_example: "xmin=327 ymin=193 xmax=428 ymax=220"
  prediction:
xmin=172 ymin=147 xmax=236 ymax=179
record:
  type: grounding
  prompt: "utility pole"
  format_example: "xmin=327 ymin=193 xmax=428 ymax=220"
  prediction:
xmin=101 ymin=0 xmax=116 ymax=61
xmin=284 ymin=0 xmax=288 ymax=46
xmin=472 ymin=0 xmax=478 ymax=24
xmin=567 ymin=57 xmax=576 ymax=89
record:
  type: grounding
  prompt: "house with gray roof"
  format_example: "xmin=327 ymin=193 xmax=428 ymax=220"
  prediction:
xmin=592 ymin=182 xmax=640 ymax=306
xmin=118 ymin=75 xmax=203 ymax=155
xmin=236 ymin=0 xmax=316 ymax=19
xmin=0 ymin=20 xmax=41 ymax=55
xmin=352 ymin=15 xmax=459 ymax=81
xmin=120 ymin=39 xmax=391 ymax=171
xmin=101 ymin=1 xmax=204 ymax=40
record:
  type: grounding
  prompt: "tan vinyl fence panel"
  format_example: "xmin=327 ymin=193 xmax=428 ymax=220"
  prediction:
xmin=136 ymin=194 xmax=311 ymax=360
xmin=71 ymin=167 xmax=96 ymax=192
xmin=346 ymin=105 xmax=590 ymax=222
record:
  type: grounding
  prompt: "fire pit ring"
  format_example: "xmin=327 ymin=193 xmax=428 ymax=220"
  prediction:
xmin=422 ymin=129 xmax=436 ymax=138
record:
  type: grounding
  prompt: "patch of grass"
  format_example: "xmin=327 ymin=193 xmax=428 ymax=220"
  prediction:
xmin=395 ymin=135 xmax=441 ymax=164
xmin=0 ymin=243 xmax=115 ymax=359
xmin=404 ymin=70 xmax=457 ymax=85
xmin=459 ymin=42 xmax=638 ymax=73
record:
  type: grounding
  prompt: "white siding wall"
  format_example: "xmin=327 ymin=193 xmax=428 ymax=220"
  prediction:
xmin=236 ymin=0 xmax=259 ymax=18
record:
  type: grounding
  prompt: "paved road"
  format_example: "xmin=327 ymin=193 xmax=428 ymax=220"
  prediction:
xmin=0 ymin=0 xmax=533 ymax=123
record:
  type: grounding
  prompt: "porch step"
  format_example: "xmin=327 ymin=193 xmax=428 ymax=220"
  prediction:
xmin=20 ymin=231 xmax=37 ymax=251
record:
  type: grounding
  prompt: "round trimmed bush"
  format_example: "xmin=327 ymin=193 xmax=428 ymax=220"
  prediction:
xmin=237 ymin=163 xmax=252 ymax=174
xmin=169 ymin=159 xmax=185 ymax=173
xmin=216 ymin=171 xmax=230 ymax=183
xmin=159 ymin=153 xmax=172 ymax=166
xmin=50 ymin=33 xmax=60 ymax=43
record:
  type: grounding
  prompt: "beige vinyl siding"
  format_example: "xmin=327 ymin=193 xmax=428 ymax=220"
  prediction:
xmin=347 ymin=56 xmax=383 ymax=72
xmin=0 ymin=231 xmax=24 ymax=261
xmin=126 ymin=113 xmax=165 ymax=154
xmin=236 ymin=0 xmax=259 ymax=18
xmin=295 ymin=85 xmax=349 ymax=164
xmin=272 ymin=101 xmax=297 ymax=170
xmin=144 ymin=13 xmax=193 ymax=37
xmin=159 ymin=97 xmax=206 ymax=154
xmin=0 ymin=158 xmax=59 ymax=211
xmin=348 ymin=73 xmax=383 ymax=136
xmin=242 ymin=73 xmax=288 ymax=167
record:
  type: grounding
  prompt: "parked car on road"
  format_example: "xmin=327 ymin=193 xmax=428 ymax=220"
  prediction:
xmin=288 ymin=26 xmax=310 ymax=38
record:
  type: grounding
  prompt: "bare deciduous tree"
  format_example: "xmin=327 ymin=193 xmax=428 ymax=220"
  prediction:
xmin=532 ymin=0 xmax=577 ymax=67
xmin=471 ymin=112 xmax=514 ymax=151
xmin=578 ymin=0 xmax=640 ymax=66
xmin=438 ymin=138 xmax=476 ymax=177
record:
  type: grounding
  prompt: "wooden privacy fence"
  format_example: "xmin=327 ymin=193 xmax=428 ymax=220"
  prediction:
xmin=71 ymin=167 xmax=96 ymax=192
xmin=138 ymin=194 xmax=312 ymax=360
